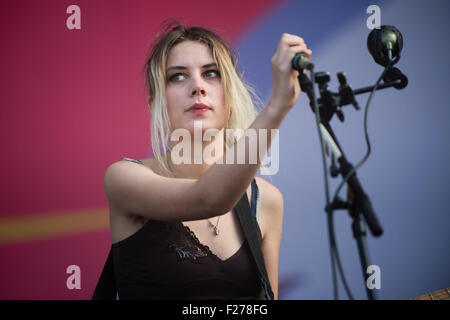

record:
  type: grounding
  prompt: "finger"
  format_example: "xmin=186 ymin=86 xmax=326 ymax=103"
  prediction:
xmin=273 ymin=43 xmax=306 ymax=61
xmin=285 ymin=38 xmax=305 ymax=47
xmin=287 ymin=44 xmax=309 ymax=57
xmin=279 ymin=33 xmax=305 ymax=46
xmin=290 ymin=45 xmax=312 ymax=59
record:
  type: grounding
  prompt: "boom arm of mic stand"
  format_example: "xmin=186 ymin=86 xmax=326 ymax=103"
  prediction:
xmin=353 ymin=79 xmax=403 ymax=95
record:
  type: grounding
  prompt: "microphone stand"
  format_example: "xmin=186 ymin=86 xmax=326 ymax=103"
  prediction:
xmin=298 ymin=69 xmax=407 ymax=300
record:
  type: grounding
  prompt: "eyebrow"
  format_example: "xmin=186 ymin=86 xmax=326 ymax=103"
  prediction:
xmin=167 ymin=63 xmax=217 ymax=72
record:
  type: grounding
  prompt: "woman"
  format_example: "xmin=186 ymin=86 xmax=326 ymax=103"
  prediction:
xmin=94 ymin=21 xmax=311 ymax=300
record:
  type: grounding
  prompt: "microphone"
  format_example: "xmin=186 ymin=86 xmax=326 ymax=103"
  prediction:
xmin=367 ymin=25 xmax=403 ymax=67
xmin=292 ymin=53 xmax=314 ymax=71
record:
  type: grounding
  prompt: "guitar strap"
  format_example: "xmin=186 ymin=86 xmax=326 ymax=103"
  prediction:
xmin=235 ymin=179 xmax=274 ymax=300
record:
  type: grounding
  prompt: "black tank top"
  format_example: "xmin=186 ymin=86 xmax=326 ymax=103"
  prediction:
xmin=110 ymin=158 xmax=262 ymax=299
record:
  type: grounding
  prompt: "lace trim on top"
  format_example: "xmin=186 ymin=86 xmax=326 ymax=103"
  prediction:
xmin=178 ymin=224 xmax=218 ymax=260
xmin=160 ymin=222 xmax=215 ymax=262
xmin=162 ymin=222 xmax=246 ymax=263
xmin=181 ymin=222 xmax=248 ymax=263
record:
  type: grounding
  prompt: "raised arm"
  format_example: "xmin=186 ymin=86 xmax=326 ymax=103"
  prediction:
xmin=104 ymin=33 xmax=311 ymax=222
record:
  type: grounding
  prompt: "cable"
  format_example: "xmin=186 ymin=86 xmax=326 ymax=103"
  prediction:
xmin=309 ymin=68 xmax=355 ymax=300
xmin=309 ymin=69 xmax=339 ymax=299
xmin=324 ymin=61 xmax=392 ymax=300
xmin=332 ymin=61 xmax=393 ymax=204
xmin=309 ymin=56 xmax=393 ymax=300
xmin=329 ymin=212 xmax=354 ymax=299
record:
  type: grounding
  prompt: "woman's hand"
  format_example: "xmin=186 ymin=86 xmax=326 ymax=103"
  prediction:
xmin=269 ymin=33 xmax=312 ymax=112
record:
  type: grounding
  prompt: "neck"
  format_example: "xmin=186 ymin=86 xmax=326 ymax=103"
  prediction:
xmin=167 ymin=129 xmax=225 ymax=179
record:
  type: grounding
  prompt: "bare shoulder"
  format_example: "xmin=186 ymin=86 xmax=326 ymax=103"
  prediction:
xmin=255 ymin=177 xmax=284 ymax=212
xmin=254 ymin=177 xmax=284 ymax=300
xmin=104 ymin=160 xmax=137 ymax=202
xmin=103 ymin=158 xmax=159 ymax=225
xmin=254 ymin=177 xmax=284 ymax=240
xmin=103 ymin=157 xmax=158 ymax=211
xmin=105 ymin=159 xmax=155 ymax=244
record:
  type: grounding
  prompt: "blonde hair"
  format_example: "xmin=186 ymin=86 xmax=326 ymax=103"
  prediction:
xmin=144 ymin=20 xmax=264 ymax=177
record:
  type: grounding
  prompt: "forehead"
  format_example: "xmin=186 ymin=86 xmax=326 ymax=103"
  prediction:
xmin=167 ymin=40 xmax=214 ymax=67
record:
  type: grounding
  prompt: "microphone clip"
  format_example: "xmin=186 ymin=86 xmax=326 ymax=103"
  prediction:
xmin=308 ymin=71 xmax=359 ymax=124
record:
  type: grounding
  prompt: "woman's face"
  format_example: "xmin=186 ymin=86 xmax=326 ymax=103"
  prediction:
xmin=165 ymin=40 xmax=230 ymax=136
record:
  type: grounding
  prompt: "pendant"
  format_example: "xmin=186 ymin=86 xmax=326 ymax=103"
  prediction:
xmin=214 ymin=227 xmax=220 ymax=236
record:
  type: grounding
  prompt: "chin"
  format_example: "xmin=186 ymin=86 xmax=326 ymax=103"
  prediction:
xmin=183 ymin=120 xmax=226 ymax=134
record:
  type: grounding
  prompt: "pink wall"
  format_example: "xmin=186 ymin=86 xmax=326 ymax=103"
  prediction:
xmin=0 ymin=0 xmax=283 ymax=299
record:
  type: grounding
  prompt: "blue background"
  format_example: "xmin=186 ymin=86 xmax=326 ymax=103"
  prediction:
xmin=238 ymin=0 xmax=450 ymax=299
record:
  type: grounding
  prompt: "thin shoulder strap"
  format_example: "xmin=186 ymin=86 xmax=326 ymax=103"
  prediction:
xmin=236 ymin=179 xmax=274 ymax=300
xmin=251 ymin=179 xmax=258 ymax=219
xmin=122 ymin=157 xmax=144 ymax=165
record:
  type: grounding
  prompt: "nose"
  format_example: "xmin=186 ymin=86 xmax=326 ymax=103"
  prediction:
xmin=190 ymin=75 xmax=207 ymax=97
xmin=190 ymin=85 xmax=206 ymax=97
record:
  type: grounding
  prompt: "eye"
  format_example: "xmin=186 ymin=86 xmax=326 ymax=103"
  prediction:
xmin=168 ymin=73 xmax=185 ymax=82
xmin=204 ymin=70 xmax=220 ymax=79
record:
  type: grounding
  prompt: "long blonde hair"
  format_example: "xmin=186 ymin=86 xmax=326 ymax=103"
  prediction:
xmin=144 ymin=20 xmax=263 ymax=177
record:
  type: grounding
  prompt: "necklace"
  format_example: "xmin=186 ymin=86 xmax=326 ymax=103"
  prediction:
xmin=207 ymin=216 xmax=221 ymax=236
xmin=167 ymin=153 xmax=221 ymax=236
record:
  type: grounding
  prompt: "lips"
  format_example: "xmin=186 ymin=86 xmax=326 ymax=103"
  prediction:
xmin=187 ymin=103 xmax=212 ymax=112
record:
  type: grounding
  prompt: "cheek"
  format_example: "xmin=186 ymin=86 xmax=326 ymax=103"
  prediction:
xmin=165 ymin=88 xmax=182 ymax=127
xmin=165 ymin=87 xmax=176 ymax=110
xmin=165 ymin=87 xmax=183 ymax=108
